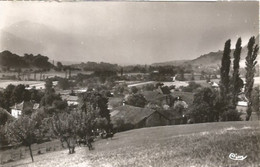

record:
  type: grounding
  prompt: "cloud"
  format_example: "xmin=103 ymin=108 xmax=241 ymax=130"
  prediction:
xmin=0 ymin=1 xmax=258 ymax=64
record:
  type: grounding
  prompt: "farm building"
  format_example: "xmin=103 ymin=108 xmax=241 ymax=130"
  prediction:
xmin=142 ymin=90 xmax=173 ymax=108
xmin=10 ymin=101 xmax=39 ymax=118
xmin=108 ymin=97 xmax=124 ymax=110
xmin=111 ymin=105 xmax=186 ymax=132
xmin=142 ymin=91 xmax=168 ymax=102
xmin=157 ymin=109 xmax=186 ymax=125
xmin=111 ymin=105 xmax=171 ymax=131
xmin=61 ymin=95 xmax=79 ymax=106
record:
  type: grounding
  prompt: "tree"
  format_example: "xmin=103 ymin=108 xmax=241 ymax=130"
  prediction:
xmin=30 ymin=89 xmax=44 ymax=103
xmin=0 ymin=107 xmax=14 ymax=126
xmin=32 ymin=54 xmax=52 ymax=69
xmin=1 ymin=84 xmax=15 ymax=111
xmin=221 ymin=107 xmax=242 ymax=121
xmin=41 ymin=79 xmax=63 ymax=108
xmin=58 ymin=78 xmax=70 ymax=90
xmin=252 ymin=86 xmax=260 ymax=120
xmin=245 ymin=36 xmax=259 ymax=121
xmin=5 ymin=116 xmax=39 ymax=162
xmin=40 ymin=93 xmax=62 ymax=107
xmin=11 ymin=84 xmax=30 ymax=104
xmin=0 ymin=125 xmax=9 ymax=147
xmin=73 ymin=108 xmax=99 ymax=139
xmin=79 ymin=90 xmax=111 ymax=131
xmin=45 ymin=79 xmax=54 ymax=94
xmin=178 ymin=68 xmax=185 ymax=81
xmin=219 ymin=39 xmax=231 ymax=111
xmin=231 ymin=38 xmax=243 ymax=107
xmin=125 ymin=94 xmax=147 ymax=108
xmin=56 ymin=62 xmax=63 ymax=71
xmin=120 ymin=67 xmax=123 ymax=76
xmin=50 ymin=112 xmax=77 ymax=153
xmin=50 ymin=108 xmax=98 ymax=153
xmin=191 ymin=71 xmax=195 ymax=81
xmin=131 ymin=86 xmax=138 ymax=94
xmin=189 ymin=87 xmax=218 ymax=122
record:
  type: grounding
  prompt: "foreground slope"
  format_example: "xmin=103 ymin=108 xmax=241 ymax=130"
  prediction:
xmin=3 ymin=121 xmax=260 ymax=167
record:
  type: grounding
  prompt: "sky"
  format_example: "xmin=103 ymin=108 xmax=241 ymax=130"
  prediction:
xmin=0 ymin=1 xmax=259 ymax=65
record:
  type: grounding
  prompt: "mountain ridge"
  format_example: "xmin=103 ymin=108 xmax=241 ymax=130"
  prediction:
xmin=152 ymin=35 xmax=259 ymax=67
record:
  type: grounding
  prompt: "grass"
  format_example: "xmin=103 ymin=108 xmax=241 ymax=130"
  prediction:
xmin=0 ymin=80 xmax=45 ymax=89
xmin=3 ymin=121 xmax=260 ymax=167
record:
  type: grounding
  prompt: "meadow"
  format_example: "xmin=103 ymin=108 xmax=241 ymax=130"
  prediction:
xmin=2 ymin=121 xmax=260 ymax=167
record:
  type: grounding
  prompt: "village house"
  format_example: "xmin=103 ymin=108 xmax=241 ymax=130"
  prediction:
xmin=110 ymin=105 xmax=171 ymax=131
xmin=110 ymin=104 xmax=188 ymax=132
xmin=142 ymin=91 xmax=168 ymax=104
xmin=10 ymin=101 xmax=39 ymax=118
xmin=61 ymin=95 xmax=79 ymax=106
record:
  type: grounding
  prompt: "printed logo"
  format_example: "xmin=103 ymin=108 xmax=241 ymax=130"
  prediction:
xmin=229 ymin=153 xmax=247 ymax=161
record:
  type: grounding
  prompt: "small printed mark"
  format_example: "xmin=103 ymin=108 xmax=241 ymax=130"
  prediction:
xmin=229 ymin=153 xmax=247 ymax=161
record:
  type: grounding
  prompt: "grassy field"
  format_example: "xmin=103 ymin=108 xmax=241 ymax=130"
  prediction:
xmin=0 ymin=80 xmax=45 ymax=89
xmin=2 ymin=121 xmax=260 ymax=167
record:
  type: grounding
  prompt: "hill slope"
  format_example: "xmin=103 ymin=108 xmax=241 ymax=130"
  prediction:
xmin=153 ymin=36 xmax=259 ymax=67
xmin=4 ymin=121 xmax=260 ymax=167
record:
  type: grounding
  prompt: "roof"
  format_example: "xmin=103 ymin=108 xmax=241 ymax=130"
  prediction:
xmin=108 ymin=97 xmax=124 ymax=110
xmin=211 ymin=82 xmax=219 ymax=87
xmin=142 ymin=91 xmax=166 ymax=102
xmin=111 ymin=105 xmax=155 ymax=125
xmin=10 ymin=101 xmax=34 ymax=111
xmin=237 ymin=101 xmax=248 ymax=107
xmin=157 ymin=109 xmax=183 ymax=119
xmin=171 ymin=91 xmax=194 ymax=106
xmin=33 ymin=103 xmax=40 ymax=110
xmin=61 ymin=95 xmax=78 ymax=101
xmin=174 ymin=100 xmax=188 ymax=108
xmin=159 ymin=86 xmax=171 ymax=94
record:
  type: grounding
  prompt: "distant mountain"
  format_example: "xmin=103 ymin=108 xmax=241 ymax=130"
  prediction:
xmin=0 ymin=21 xmax=86 ymax=62
xmin=151 ymin=60 xmax=189 ymax=66
xmin=153 ymin=36 xmax=259 ymax=68
xmin=190 ymin=36 xmax=259 ymax=67
xmin=0 ymin=30 xmax=45 ymax=55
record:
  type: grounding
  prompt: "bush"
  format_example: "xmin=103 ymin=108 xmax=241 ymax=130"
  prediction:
xmin=125 ymin=94 xmax=147 ymax=108
xmin=181 ymin=82 xmax=201 ymax=92
xmin=142 ymin=84 xmax=156 ymax=91
xmin=221 ymin=108 xmax=242 ymax=121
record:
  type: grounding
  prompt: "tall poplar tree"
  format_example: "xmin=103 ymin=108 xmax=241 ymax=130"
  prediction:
xmin=231 ymin=38 xmax=243 ymax=106
xmin=245 ymin=36 xmax=259 ymax=121
xmin=220 ymin=39 xmax=231 ymax=106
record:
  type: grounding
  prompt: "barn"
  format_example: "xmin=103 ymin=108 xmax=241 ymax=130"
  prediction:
xmin=111 ymin=105 xmax=171 ymax=131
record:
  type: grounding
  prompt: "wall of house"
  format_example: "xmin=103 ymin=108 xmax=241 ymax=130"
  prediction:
xmin=145 ymin=112 xmax=169 ymax=127
xmin=11 ymin=109 xmax=21 ymax=118
xmin=170 ymin=118 xmax=182 ymax=125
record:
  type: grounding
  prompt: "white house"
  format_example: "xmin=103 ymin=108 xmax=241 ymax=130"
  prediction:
xmin=10 ymin=101 xmax=36 ymax=118
xmin=61 ymin=95 xmax=79 ymax=106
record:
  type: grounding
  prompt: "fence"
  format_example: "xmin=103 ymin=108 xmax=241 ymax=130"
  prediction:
xmin=0 ymin=140 xmax=63 ymax=164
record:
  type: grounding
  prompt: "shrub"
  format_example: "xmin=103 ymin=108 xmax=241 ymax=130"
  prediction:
xmin=181 ymin=82 xmax=201 ymax=92
xmin=221 ymin=108 xmax=242 ymax=121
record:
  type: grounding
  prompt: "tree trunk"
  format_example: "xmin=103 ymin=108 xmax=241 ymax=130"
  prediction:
xmin=246 ymin=107 xmax=252 ymax=121
xmin=28 ymin=145 xmax=34 ymax=162
xmin=64 ymin=138 xmax=71 ymax=154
